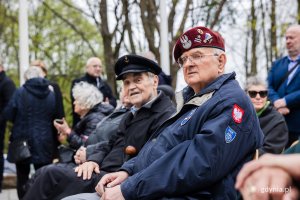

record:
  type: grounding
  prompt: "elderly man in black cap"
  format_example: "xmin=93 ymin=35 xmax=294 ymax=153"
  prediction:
xmin=22 ymin=55 xmax=175 ymax=200
xmin=64 ymin=26 xmax=263 ymax=200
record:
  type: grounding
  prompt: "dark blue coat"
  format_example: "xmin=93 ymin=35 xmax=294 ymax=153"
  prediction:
xmin=268 ymin=56 xmax=300 ymax=133
xmin=4 ymin=78 xmax=57 ymax=164
xmin=120 ymin=72 xmax=263 ymax=200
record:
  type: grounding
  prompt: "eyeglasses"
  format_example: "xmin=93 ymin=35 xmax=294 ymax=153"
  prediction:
xmin=248 ymin=90 xmax=268 ymax=98
xmin=177 ymin=53 xmax=219 ymax=68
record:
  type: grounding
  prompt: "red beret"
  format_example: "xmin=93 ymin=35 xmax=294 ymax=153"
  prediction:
xmin=173 ymin=26 xmax=225 ymax=62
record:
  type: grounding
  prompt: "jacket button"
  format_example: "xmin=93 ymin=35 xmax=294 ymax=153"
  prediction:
xmin=125 ymin=145 xmax=137 ymax=155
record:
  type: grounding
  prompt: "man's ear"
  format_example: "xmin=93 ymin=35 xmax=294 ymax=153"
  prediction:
xmin=153 ymin=75 xmax=159 ymax=88
xmin=218 ymin=54 xmax=226 ymax=73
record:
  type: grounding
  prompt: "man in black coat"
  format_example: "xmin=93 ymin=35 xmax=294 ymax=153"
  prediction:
xmin=22 ymin=54 xmax=175 ymax=200
xmin=0 ymin=63 xmax=15 ymax=192
xmin=71 ymin=57 xmax=117 ymax=126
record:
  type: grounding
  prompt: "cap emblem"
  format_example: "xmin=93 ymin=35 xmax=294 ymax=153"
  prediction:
xmin=124 ymin=56 xmax=129 ymax=63
xmin=203 ymin=33 xmax=213 ymax=43
xmin=180 ymin=35 xmax=192 ymax=49
xmin=194 ymin=35 xmax=202 ymax=43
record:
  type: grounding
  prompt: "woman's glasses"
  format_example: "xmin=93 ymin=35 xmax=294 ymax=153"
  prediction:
xmin=248 ymin=90 xmax=268 ymax=98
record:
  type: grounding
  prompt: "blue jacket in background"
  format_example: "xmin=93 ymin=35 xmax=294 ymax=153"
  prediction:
xmin=267 ymin=56 xmax=300 ymax=133
xmin=4 ymin=78 xmax=58 ymax=164
xmin=120 ymin=72 xmax=263 ymax=200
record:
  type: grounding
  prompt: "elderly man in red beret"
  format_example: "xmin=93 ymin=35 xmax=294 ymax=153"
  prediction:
xmin=64 ymin=26 xmax=264 ymax=200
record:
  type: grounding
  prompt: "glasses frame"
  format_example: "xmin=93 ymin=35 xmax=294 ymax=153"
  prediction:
xmin=177 ymin=53 xmax=219 ymax=68
xmin=248 ymin=90 xmax=268 ymax=98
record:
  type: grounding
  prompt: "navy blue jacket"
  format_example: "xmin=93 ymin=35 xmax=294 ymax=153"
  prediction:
xmin=4 ymin=78 xmax=58 ymax=164
xmin=268 ymin=56 xmax=300 ymax=132
xmin=0 ymin=71 xmax=16 ymax=123
xmin=120 ymin=72 xmax=263 ymax=200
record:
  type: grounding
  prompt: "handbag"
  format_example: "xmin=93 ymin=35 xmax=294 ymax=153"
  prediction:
xmin=58 ymin=145 xmax=76 ymax=163
xmin=7 ymin=139 xmax=31 ymax=163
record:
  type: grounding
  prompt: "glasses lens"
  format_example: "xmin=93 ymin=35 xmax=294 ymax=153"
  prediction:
xmin=248 ymin=91 xmax=268 ymax=98
xmin=259 ymin=91 xmax=268 ymax=98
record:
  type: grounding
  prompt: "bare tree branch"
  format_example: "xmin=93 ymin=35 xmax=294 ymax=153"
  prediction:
xmin=42 ymin=1 xmax=97 ymax=56
xmin=210 ymin=0 xmax=227 ymax=29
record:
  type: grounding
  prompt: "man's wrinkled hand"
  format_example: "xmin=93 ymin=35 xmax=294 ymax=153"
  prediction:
xmin=74 ymin=161 xmax=100 ymax=180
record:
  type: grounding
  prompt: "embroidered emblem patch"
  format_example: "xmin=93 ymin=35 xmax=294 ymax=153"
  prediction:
xmin=225 ymin=126 xmax=237 ymax=143
xmin=232 ymin=104 xmax=244 ymax=124
xmin=203 ymin=33 xmax=213 ymax=43
xmin=181 ymin=108 xmax=197 ymax=126
xmin=180 ymin=35 xmax=192 ymax=49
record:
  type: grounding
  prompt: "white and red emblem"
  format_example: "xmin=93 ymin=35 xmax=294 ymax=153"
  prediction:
xmin=232 ymin=104 xmax=244 ymax=124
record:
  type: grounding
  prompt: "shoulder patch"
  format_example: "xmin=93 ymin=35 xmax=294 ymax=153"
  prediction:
xmin=232 ymin=104 xmax=244 ymax=124
xmin=225 ymin=126 xmax=237 ymax=143
xmin=181 ymin=108 xmax=197 ymax=126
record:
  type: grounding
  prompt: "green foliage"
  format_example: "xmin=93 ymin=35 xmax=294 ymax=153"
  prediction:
xmin=0 ymin=0 xmax=103 ymax=152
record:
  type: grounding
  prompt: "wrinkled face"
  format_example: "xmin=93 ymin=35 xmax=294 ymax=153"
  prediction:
xmin=286 ymin=27 xmax=300 ymax=58
xmin=86 ymin=58 xmax=103 ymax=77
xmin=247 ymin=85 xmax=268 ymax=112
xmin=122 ymin=72 xmax=158 ymax=108
xmin=179 ymin=47 xmax=225 ymax=93
xmin=74 ymin=100 xmax=87 ymax=117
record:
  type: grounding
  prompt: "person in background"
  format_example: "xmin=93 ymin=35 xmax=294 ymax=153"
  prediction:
xmin=65 ymin=26 xmax=263 ymax=200
xmin=30 ymin=60 xmax=65 ymax=159
xmin=71 ymin=57 xmax=117 ymax=127
xmin=22 ymin=54 xmax=175 ymax=200
xmin=54 ymin=81 xmax=114 ymax=153
xmin=246 ymin=76 xmax=288 ymax=156
xmin=0 ymin=62 xmax=16 ymax=192
xmin=3 ymin=67 xmax=58 ymax=198
xmin=267 ymin=24 xmax=300 ymax=147
xmin=30 ymin=60 xmax=65 ymax=119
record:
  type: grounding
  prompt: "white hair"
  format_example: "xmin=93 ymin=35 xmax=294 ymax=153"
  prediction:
xmin=72 ymin=81 xmax=103 ymax=110
xmin=245 ymin=76 xmax=267 ymax=91
xmin=24 ymin=66 xmax=44 ymax=80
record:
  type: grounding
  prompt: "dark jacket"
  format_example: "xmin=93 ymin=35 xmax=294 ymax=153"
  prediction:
xmin=258 ymin=104 xmax=288 ymax=156
xmin=88 ymin=92 xmax=175 ymax=173
xmin=49 ymin=81 xmax=65 ymax=119
xmin=0 ymin=71 xmax=16 ymax=123
xmin=268 ymin=56 xmax=300 ymax=133
xmin=67 ymin=103 xmax=114 ymax=150
xmin=120 ymin=72 xmax=263 ymax=200
xmin=71 ymin=73 xmax=116 ymax=126
xmin=4 ymin=78 xmax=58 ymax=164
xmin=85 ymin=106 xmax=130 ymax=156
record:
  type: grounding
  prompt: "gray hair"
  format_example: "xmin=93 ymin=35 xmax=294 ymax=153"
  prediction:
xmin=72 ymin=81 xmax=103 ymax=110
xmin=24 ymin=66 xmax=44 ymax=80
xmin=245 ymin=76 xmax=267 ymax=91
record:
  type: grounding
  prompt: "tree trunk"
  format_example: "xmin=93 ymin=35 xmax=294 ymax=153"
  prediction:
xmin=99 ymin=0 xmax=117 ymax=95
xmin=250 ymin=0 xmax=257 ymax=76
xmin=270 ymin=0 xmax=277 ymax=64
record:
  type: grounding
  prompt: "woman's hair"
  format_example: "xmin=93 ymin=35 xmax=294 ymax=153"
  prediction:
xmin=72 ymin=81 xmax=103 ymax=110
xmin=30 ymin=59 xmax=47 ymax=75
xmin=24 ymin=66 xmax=44 ymax=80
xmin=245 ymin=76 xmax=267 ymax=91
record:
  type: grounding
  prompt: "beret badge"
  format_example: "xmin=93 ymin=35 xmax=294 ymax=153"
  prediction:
xmin=180 ymin=35 xmax=192 ymax=49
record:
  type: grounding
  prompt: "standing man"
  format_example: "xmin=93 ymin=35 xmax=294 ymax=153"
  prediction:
xmin=0 ymin=62 xmax=15 ymax=192
xmin=66 ymin=26 xmax=263 ymax=200
xmin=71 ymin=57 xmax=116 ymax=126
xmin=268 ymin=24 xmax=300 ymax=147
